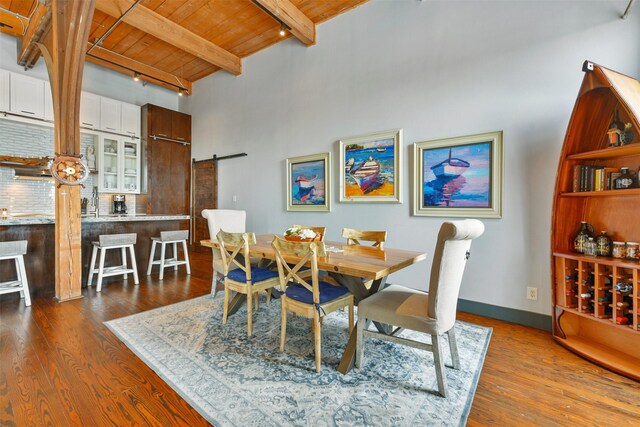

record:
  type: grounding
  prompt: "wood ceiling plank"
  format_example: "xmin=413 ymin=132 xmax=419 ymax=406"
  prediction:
xmin=252 ymin=0 xmax=315 ymax=46
xmin=17 ymin=1 xmax=48 ymax=68
xmin=0 ymin=9 xmax=25 ymax=37
xmin=85 ymin=43 xmax=192 ymax=93
xmin=95 ymin=0 xmax=241 ymax=75
xmin=8 ymin=0 xmax=36 ymax=17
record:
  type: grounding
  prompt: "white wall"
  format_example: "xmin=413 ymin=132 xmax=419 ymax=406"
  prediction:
xmin=0 ymin=33 xmax=178 ymax=109
xmin=186 ymin=0 xmax=639 ymax=316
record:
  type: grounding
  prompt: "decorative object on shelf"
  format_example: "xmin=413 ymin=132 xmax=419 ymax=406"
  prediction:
xmin=50 ymin=155 xmax=90 ymax=187
xmin=86 ymin=145 xmax=96 ymax=170
xmin=339 ymin=129 xmax=402 ymax=203
xmin=625 ymin=242 xmax=638 ymax=260
xmin=621 ymin=123 xmax=634 ymax=145
xmin=614 ymin=281 xmax=633 ymax=294
xmin=0 ymin=208 xmax=7 ymax=220
xmin=612 ymin=241 xmax=627 ymax=259
xmin=283 ymin=227 xmax=320 ymax=242
xmin=413 ymin=131 xmax=503 ymax=218
xmin=595 ymin=231 xmax=613 ymax=256
xmin=614 ymin=167 xmax=634 ymax=189
xmin=607 ymin=109 xmax=624 ymax=147
xmin=285 ymin=152 xmax=331 ymax=212
xmin=583 ymin=237 xmax=597 ymax=257
xmin=573 ymin=221 xmax=594 ymax=253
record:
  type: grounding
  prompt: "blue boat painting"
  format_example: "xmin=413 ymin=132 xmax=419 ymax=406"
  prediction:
xmin=291 ymin=159 xmax=326 ymax=205
xmin=344 ymin=137 xmax=396 ymax=197
xmin=422 ymin=142 xmax=492 ymax=208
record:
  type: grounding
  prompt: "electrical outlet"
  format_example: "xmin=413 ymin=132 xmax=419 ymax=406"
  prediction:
xmin=527 ymin=287 xmax=538 ymax=301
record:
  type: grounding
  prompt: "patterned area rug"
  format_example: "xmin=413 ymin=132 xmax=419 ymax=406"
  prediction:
xmin=105 ymin=295 xmax=491 ymax=426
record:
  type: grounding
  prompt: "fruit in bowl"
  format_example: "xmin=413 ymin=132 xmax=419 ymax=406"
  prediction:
xmin=284 ymin=227 xmax=320 ymax=242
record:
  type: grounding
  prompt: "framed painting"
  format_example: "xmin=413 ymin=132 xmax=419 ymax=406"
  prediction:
xmin=286 ymin=152 xmax=331 ymax=212
xmin=339 ymin=129 xmax=402 ymax=203
xmin=413 ymin=131 xmax=503 ymax=218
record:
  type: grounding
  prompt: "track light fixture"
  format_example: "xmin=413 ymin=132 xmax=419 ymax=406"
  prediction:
xmin=178 ymin=88 xmax=185 ymax=96
xmin=279 ymin=25 xmax=286 ymax=37
xmin=133 ymin=72 xmax=140 ymax=82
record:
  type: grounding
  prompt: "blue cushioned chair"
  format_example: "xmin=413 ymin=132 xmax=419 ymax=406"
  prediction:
xmin=217 ymin=230 xmax=280 ymax=337
xmin=272 ymin=235 xmax=354 ymax=373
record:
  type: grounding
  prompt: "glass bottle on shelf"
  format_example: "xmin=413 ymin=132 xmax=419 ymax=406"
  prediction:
xmin=573 ymin=221 xmax=594 ymax=253
xmin=595 ymin=231 xmax=612 ymax=257
xmin=584 ymin=238 xmax=597 ymax=257
xmin=612 ymin=241 xmax=626 ymax=258
xmin=614 ymin=167 xmax=633 ymax=189
xmin=607 ymin=109 xmax=624 ymax=147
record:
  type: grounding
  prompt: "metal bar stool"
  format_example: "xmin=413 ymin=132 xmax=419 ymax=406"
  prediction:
xmin=0 ymin=240 xmax=31 ymax=306
xmin=87 ymin=233 xmax=139 ymax=292
xmin=146 ymin=230 xmax=191 ymax=280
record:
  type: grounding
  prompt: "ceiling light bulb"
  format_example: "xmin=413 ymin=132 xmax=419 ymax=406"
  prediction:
xmin=178 ymin=89 xmax=184 ymax=96
xmin=279 ymin=26 xmax=286 ymax=37
xmin=133 ymin=72 xmax=140 ymax=82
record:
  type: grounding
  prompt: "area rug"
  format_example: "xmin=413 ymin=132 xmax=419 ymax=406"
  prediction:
xmin=105 ymin=294 xmax=491 ymax=426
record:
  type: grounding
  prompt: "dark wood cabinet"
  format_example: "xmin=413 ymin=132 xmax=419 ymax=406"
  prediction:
xmin=142 ymin=104 xmax=192 ymax=215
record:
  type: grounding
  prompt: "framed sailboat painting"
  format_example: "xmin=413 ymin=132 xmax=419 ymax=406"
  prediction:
xmin=339 ymin=129 xmax=402 ymax=203
xmin=286 ymin=152 xmax=331 ymax=212
xmin=413 ymin=131 xmax=503 ymax=218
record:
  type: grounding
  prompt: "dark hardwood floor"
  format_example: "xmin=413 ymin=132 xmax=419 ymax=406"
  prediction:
xmin=1 ymin=250 xmax=638 ymax=426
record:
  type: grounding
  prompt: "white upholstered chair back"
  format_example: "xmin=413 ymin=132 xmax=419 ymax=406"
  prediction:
xmin=427 ymin=219 xmax=485 ymax=334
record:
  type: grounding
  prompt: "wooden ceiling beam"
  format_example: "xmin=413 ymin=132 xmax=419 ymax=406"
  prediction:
xmin=95 ymin=0 xmax=241 ymax=75
xmin=85 ymin=44 xmax=193 ymax=94
xmin=252 ymin=0 xmax=315 ymax=46
xmin=0 ymin=9 xmax=27 ymax=38
xmin=17 ymin=2 xmax=50 ymax=68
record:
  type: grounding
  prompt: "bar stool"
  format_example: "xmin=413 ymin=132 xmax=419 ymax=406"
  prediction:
xmin=146 ymin=230 xmax=191 ymax=280
xmin=87 ymin=233 xmax=139 ymax=292
xmin=0 ymin=240 xmax=31 ymax=306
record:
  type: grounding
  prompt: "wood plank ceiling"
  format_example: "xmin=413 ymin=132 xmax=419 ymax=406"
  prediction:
xmin=0 ymin=0 xmax=368 ymax=94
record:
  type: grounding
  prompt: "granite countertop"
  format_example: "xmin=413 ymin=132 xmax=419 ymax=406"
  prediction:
xmin=0 ymin=214 xmax=190 ymax=226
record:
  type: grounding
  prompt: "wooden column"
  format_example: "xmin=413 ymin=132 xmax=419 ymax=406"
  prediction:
xmin=36 ymin=0 xmax=96 ymax=301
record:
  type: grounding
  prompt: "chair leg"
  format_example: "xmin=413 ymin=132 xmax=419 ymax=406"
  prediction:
xmin=159 ymin=242 xmax=166 ymax=280
xmin=266 ymin=288 xmax=272 ymax=305
xmin=128 ymin=245 xmax=139 ymax=285
xmin=280 ymin=299 xmax=287 ymax=352
xmin=432 ymin=334 xmax=448 ymax=398
xmin=87 ymin=245 xmax=98 ymax=286
xmin=121 ymin=247 xmax=128 ymax=279
xmin=447 ymin=328 xmax=460 ymax=370
xmin=96 ymin=248 xmax=106 ymax=292
xmin=173 ymin=242 xmax=178 ymax=271
xmin=222 ymin=282 xmax=229 ymax=325
xmin=17 ymin=256 xmax=31 ymax=307
xmin=246 ymin=286 xmax=253 ymax=337
xmin=147 ymin=240 xmax=157 ymax=276
xmin=254 ymin=292 xmax=260 ymax=311
xmin=182 ymin=240 xmax=191 ymax=275
xmin=16 ymin=258 xmax=24 ymax=299
xmin=313 ymin=310 xmax=322 ymax=372
xmin=355 ymin=317 xmax=365 ymax=368
xmin=348 ymin=299 xmax=354 ymax=333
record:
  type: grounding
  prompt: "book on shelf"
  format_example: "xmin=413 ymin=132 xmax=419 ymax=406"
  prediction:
xmin=572 ymin=164 xmax=621 ymax=192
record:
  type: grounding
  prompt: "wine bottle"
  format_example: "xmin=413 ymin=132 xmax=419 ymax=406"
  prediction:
xmin=616 ymin=301 xmax=630 ymax=309
xmin=580 ymin=293 xmax=592 ymax=298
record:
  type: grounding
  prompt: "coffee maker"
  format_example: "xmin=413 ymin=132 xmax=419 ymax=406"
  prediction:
xmin=113 ymin=195 xmax=127 ymax=214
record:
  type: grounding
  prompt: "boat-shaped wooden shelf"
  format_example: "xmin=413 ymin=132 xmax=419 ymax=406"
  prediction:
xmin=551 ymin=61 xmax=640 ymax=381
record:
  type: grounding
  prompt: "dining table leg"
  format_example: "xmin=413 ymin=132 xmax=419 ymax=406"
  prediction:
xmin=333 ymin=275 xmax=392 ymax=374
xmin=226 ymin=292 xmax=247 ymax=316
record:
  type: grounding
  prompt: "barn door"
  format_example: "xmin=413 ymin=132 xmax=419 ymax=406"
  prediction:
xmin=192 ymin=159 xmax=217 ymax=253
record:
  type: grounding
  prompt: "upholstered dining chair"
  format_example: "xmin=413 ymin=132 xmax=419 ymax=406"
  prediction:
xmin=202 ymin=209 xmax=247 ymax=296
xmin=355 ymin=219 xmax=485 ymax=397
xmin=342 ymin=228 xmax=387 ymax=249
xmin=217 ymin=230 xmax=280 ymax=337
xmin=272 ymin=235 xmax=354 ymax=372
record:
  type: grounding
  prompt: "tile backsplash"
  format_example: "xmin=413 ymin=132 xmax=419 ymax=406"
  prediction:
xmin=0 ymin=118 xmax=136 ymax=215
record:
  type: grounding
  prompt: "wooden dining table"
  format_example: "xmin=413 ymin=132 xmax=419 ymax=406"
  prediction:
xmin=201 ymin=234 xmax=427 ymax=374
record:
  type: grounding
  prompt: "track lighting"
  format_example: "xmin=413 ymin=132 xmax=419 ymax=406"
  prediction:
xmin=279 ymin=25 xmax=286 ymax=37
xmin=178 ymin=89 xmax=184 ymax=96
xmin=133 ymin=72 xmax=140 ymax=82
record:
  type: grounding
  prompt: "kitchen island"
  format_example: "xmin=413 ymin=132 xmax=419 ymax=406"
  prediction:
xmin=0 ymin=214 xmax=190 ymax=296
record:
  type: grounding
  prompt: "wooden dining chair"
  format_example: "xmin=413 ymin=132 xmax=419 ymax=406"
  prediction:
xmin=342 ymin=228 xmax=387 ymax=249
xmin=217 ymin=230 xmax=280 ymax=337
xmin=354 ymin=219 xmax=485 ymax=397
xmin=272 ymin=235 xmax=354 ymax=372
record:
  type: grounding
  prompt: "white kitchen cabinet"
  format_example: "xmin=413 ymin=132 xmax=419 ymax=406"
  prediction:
xmin=80 ymin=91 xmax=100 ymax=129
xmin=0 ymin=69 xmax=9 ymax=112
xmin=120 ymin=102 xmax=141 ymax=137
xmin=98 ymin=135 xmax=140 ymax=194
xmin=44 ymin=82 xmax=54 ymax=121
xmin=100 ymin=97 xmax=121 ymax=133
xmin=9 ymin=72 xmax=44 ymax=119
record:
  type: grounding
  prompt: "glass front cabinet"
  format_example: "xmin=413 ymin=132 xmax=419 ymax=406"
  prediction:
xmin=98 ymin=135 xmax=140 ymax=193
